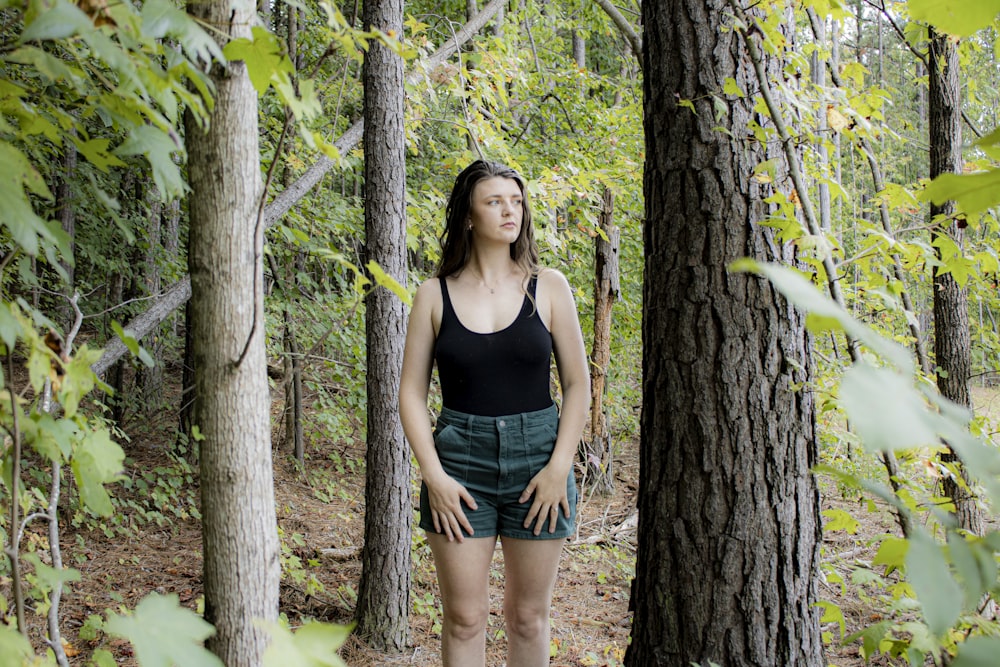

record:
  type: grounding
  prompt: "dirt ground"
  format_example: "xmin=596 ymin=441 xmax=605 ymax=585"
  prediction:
xmin=18 ymin=403 xmax=928 ymax=666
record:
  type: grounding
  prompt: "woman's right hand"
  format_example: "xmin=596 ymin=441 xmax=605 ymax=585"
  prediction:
xmin=424 ymin=473 xmax=478 ymax=542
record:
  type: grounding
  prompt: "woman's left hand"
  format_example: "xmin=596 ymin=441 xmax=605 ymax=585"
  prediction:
xmin=519 ymin=464 xmax=570 ymax=535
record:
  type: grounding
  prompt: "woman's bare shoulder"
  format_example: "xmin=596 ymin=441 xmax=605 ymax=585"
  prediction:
xmin=536 ymin=267 xmax=572 ymax=294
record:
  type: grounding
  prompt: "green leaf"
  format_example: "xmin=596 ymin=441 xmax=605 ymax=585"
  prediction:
xmin=821 ymin=508 xmax=860 ymax=534
xmin=814 ymin=600 xmax=845 ymax=637
xmin=261 ymin=620 xmax=354 ymax=667
xmin=0 ymin=303 xmax=22 ymax=350
xmin=366 ymin=261 xmax=412 ymax=305
xmin=844 ymin=620 xmax=891 ymax=660
xmin=141 ymin=0 xmax=224 ymax=66
xmin=273 ymin=76 xmax=322 ymax=121
xmin=23 ymin=552 xmax=81 ymax=591
xmin=24 ymin=412 xmax=76 ymax=461
xmin=111 ymin=322 xmax=155 ymax=368
xmin=58 ymin=345 xmax=102 ymax=417
xmin=0 ymin=623 xmax=34 ymax=664
xmin=947 ymin=532 xmax=985 ymax=608
xmin=677 ymin=98 xmax=697 ymax=115
xmin=906 ymin=531 xmax=962 ymax=637
xmin=223 ymin=27 xmax=293 ymax=95
xmin=91 ymin=648 xmax=118 ymax=667
xmin=0 ymin=141 xmax=58 ymax=257
xmin=71 ymin=428 xmax=125 ymax=516
xmin=114 ymin=125 xmax=186 ymax=199
xmin=872 ymin=536 xmax=909 ymax=574
xmin=20 ymin=0 xmax=93 ymax=42
xmin=840 ymin=363 xmax=938 ymax=452
xmin=74 ymin=137 xmax=128 ymax=172
xmin=921 ymin=171 xmax=1000 ymax=216
xmin=106 ymin=593 xmax=222 ymax=667
xmin=722 ymin=77 xmax=744 ymax=97
xmin=953 ymin=638 xmax=1000 ymax=667
xmin=909 ymin=0 xmax=1000 ymax=37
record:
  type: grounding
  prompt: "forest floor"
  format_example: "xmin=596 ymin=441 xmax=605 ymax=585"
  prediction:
xmin=26 ymin=386 xmax=1000 ymax=666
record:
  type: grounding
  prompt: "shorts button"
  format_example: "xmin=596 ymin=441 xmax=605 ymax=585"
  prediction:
xmin=498 ymin=420 xmax=506 ymax=428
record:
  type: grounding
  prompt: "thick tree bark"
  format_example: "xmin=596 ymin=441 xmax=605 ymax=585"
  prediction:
xmin=185 ymin=0 xmax=280 ymax=662
xmin=354 ymin=0 xmax=411 ymax=651
xmin=626 ymin=2 xmax=822 ymax=665
xmin=928 ymin=29 xmax=983 ymax=535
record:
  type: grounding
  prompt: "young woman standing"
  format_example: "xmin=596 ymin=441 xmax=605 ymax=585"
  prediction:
xmin=399 ymin=160 xmax=590 ymax=666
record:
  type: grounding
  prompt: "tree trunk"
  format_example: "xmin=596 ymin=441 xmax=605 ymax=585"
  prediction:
xmin=583 ymin=187 xmax=618 ymax=495
xmin=626 ymin=2 xmax=822 ymax=665
xmin=185 ymin=0 xmax=280 ymax=662
xmin=354 ymin=0 xmax=411 ymax=651
xmin=136 ymin=180 xmax=163 ymax=414
xmin=55 ymin=140 xmax=76 ymax=328
xmin=928 ymin=28 xmax=983 ymax=535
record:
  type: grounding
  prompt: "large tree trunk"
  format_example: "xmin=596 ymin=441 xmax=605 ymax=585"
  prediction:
xmin=928 ymin=28 xmax=983 ymax=535
xmin=354 ymin=0 xmax=411 ymax=651
xmin=626 ymin=2 xmax=822 ymax=665
xmin=185 ymin=0 xmax=280 ymax=662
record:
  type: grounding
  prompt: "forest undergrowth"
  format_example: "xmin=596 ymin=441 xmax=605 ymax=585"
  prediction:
xmin=17 ymin=376 xmax=1000 ymax=666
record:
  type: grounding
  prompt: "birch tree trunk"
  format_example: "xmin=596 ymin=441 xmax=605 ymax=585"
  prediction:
xmin=626 ymin=1 xmax=822 ymax=664
xmin=185 ymin=0 xmax=280 ymax=662
xmin=354 ymin=0 xmax=411 ymax=650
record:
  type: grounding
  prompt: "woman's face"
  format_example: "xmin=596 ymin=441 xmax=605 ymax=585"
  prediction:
xmin=468 ymin=176 xmax=524 ymax=246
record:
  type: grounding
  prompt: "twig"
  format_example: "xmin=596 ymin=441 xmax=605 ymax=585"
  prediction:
xmin=237 ymin=114 xmax=293 ymax=368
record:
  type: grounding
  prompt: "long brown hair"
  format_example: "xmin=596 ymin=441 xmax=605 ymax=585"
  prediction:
xmin=435 ymin=160 xmax=540 ymax=281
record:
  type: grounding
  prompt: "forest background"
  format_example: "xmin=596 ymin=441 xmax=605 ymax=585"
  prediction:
xmin=2 ymin=0 xmax=1000 ymax=665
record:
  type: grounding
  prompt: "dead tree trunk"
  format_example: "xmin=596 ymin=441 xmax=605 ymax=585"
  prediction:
xmin=582 ymin=187 xmax=619 ymax=495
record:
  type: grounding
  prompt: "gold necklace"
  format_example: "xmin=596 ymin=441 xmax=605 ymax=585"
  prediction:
xmin=468 ymin=267 xmax=512 ymax=294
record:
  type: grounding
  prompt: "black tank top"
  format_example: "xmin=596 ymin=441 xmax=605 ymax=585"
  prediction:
xmin=435 ymin=275 xmax=554 ymax=416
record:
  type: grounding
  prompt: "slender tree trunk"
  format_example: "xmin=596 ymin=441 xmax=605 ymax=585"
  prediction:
xmin=176 ymin=300 xmax=196 ymax=455
xmin=583 ymin=187 xmax=618 ymax=495
xmin=807 ymin=12 xmax=831 ymax=232
xmin=185 ymin=0 xmax=280 ymax=662
xmin=136 ymin=181 xmax=163 ymax=414
xmin=928 ymin=28 xmax=983 ymax=535
xmin=55 ymin=141 xmax=76 ymax=328
xmin=354 ymin=0 xmax=411 ymax=650
xmin=626 ymin=1 xmax=822 ymax=664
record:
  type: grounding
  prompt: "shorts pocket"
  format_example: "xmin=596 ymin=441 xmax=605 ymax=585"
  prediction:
xmin=524 ymin=420 xmax=558 ymax=479
xmin=433 ymin=423 xmax=471 ymax=483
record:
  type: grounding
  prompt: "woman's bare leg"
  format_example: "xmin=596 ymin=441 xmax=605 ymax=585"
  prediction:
xmin=500 ymin=537 xmax=566 ymax=667
xmin=427 ymin=534 xmax=497 ymax=666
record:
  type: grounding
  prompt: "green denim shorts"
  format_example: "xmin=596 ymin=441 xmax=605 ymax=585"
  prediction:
xmin=419 ymin=404 xmax=577 ymax=540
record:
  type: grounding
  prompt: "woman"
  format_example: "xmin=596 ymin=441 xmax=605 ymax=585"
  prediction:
xmin=399 ymin=159 xmax=590 ymax=666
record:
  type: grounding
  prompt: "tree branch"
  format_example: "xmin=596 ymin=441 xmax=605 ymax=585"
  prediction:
xmin=593 ymin=0 xmax=642 ymax=65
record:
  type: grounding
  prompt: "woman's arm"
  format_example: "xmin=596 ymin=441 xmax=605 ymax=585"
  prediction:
xmin=399 ymin=278 xmax=478 ymax=542
xmin=520 ymin=268 xmax=591 ymax=535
